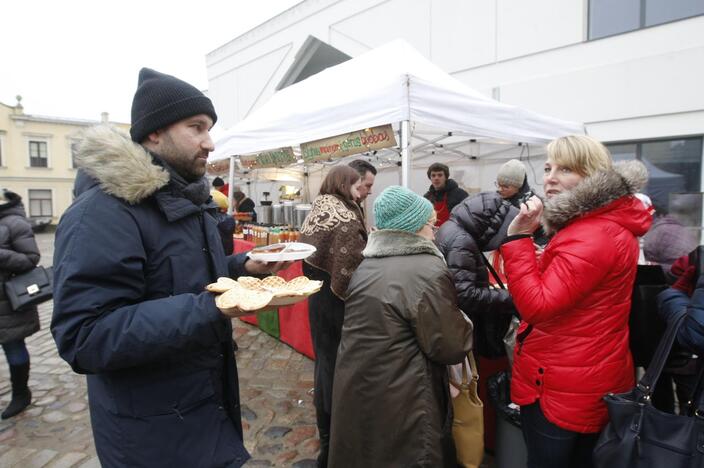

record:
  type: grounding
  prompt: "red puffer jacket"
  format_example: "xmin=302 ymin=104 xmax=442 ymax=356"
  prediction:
xmin=500 ymin=161 xmax=652 ymax=433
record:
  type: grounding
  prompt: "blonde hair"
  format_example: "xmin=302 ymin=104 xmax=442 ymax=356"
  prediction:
xmin=546 ymin=135 xmax=612 ymax=177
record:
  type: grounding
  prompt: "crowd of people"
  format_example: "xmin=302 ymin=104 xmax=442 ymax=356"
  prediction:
xmin=0 ymin=67 xmax=692 ymax=468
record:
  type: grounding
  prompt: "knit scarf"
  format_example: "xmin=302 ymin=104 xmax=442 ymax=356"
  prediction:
xmin=153 ymin=154 xmax=210 ymax=206
xmin=299 ymin=194 xmax=368 ymax=299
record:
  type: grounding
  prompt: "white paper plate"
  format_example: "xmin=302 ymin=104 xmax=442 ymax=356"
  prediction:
xmin=246 ymin=242 xmax=316 ymax=262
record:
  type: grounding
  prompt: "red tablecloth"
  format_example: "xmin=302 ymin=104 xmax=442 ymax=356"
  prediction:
xmin=233 ymin=238 xmax=315 ymax=359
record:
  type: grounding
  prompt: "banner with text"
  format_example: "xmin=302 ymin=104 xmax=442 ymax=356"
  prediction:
xmin=300 ymin=125 xmax=397 ymax=162
xmin=239 ymin=147 xmax=296 ymax=169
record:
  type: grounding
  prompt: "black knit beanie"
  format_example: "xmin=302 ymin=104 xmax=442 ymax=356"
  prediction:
xmin=130 ymin=68 xmax=218 ymax=143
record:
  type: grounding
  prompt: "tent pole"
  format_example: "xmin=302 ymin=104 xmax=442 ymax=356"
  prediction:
xmin=400 ymin=120 xmax=410 ymax=188
xmin=227 ymin=155 xmax=236 ymax=215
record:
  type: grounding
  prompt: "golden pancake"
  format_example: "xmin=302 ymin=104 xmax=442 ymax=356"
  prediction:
xmin=285 ymin=276 xmax=311 ymax=291
xmin=237 ymin=289 xmax=274 ymax=311
xmin=261 ymin=275 xmax=287 ymax=290
xmin=206 ymin=277 xmax=240 ymax=293
xmin=215 ymin=288 xmax=240 ymax=310
xmin=237 ymin=276 xmax=263 ymax=290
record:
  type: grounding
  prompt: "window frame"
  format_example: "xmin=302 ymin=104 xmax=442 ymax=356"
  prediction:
xmin=27 ymin=189 xmax=54 ymax=219
xmin=588 ymin=0 xmax=704 ymax=41
xmin=605 ymin=135 xmax=704 ymax=193
xmin=69 ymin=138 xmax=80 ymax=169
xmin=27 ymin=138 xmax=50 ymax=168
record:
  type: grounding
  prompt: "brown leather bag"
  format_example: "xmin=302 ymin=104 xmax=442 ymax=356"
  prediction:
xmin=449 ymin=352 xmax=484 ymax=468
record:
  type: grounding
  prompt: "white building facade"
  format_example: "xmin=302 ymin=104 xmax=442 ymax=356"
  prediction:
xmin=206 ymin=0 xmax=704 ymax=218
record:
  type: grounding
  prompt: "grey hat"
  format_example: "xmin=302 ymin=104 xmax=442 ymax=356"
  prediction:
xmin=497 ymin=159 xmax=526 ymax=188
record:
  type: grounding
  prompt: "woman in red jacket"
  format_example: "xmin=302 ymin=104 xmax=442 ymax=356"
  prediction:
xmin=499 ymin=135 xmax=652 ymax=468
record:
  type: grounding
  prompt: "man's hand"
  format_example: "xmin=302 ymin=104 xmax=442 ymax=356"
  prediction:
xmin=507 ymin=196 xmax=543 ymax=236
xmin=244 ymin=259 xmax=295 ymax=275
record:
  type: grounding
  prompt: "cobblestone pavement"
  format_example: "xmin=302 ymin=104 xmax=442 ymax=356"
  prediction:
xmin=0 ymin=233 xmax=320 ymax=467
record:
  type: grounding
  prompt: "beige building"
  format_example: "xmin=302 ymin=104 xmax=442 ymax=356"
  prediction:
xmin=0 ymin=97 xmax=128 ymax=224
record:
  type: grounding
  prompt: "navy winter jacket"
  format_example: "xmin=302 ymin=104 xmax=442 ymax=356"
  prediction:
xmin=658 ymin=275 xmax=704 ymax=354
xmin=51 ymin=126 xmax=250 ymax=467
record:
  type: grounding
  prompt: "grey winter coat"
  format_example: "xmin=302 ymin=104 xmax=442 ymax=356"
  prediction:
xmin=0 ymin=192 xmax=40 ymax=344
xmin=329 ymin=230 xmax=473 ymax=468
xmin=52 ymin=126 xmax=250 ymax=467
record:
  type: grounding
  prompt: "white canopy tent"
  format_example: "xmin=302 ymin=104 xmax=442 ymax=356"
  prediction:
xmin=210 ymin=39 xmax=585 ymax=211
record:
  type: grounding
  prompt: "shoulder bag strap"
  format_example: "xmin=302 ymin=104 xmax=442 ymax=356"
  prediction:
xmin=638 ymin=309 xmax=688 ymax=401
xmin=480 ymin=252 xmax=505 ymax=290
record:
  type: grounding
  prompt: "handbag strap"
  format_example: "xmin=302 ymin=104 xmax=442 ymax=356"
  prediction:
xmin=480 ymin=252 xmax=505 ymax=290
xmin=450 ymin=352 xmax=479 ymax=389
xmin=467 ymin=351 xmax=479 ymax=382
xmin=637 ymin=309 xmax=688 ymax=401
xmin=685 ymin=360 xmax=704 ymax=416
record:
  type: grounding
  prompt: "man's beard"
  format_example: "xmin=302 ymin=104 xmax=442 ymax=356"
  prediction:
xmin=158 ymin=136 xmax=208 ymax=182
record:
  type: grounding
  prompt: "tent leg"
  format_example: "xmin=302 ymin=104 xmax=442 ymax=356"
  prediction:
xmin=227 ymin=155 xmax=236 ymax=215
xmin=400 ymin=120 xmax=410 ymax=188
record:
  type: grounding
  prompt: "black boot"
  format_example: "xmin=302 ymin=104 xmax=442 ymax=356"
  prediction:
xmin=315 ymin=406 xmax=331 ymax=468
xmin=2 ymin=362 xmax=31 ymax=419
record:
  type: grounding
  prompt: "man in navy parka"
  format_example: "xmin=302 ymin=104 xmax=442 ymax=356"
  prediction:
xmin=52 ymin=68 xmax=278 ymax=467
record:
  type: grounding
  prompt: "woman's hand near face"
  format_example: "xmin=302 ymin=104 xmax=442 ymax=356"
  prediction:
xmin=507 ymin=196 xmax=543 ymax=236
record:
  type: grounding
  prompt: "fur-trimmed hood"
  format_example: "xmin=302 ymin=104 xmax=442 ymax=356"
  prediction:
xmin=74 ymin=125 xmax=170 ymax=204
xmin=363 ymin=229 xmax=443 ymax=259
xmin=542 ymin=160 xmax=649 ymax=235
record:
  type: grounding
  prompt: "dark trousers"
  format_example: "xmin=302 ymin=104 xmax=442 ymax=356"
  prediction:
xmin=303 ymin=263 xmax=344 ymax=468
xmin=520 ymin=402 xmax=599 ymax=468
xmin=2 ymin=340 xmax=29 ymax=366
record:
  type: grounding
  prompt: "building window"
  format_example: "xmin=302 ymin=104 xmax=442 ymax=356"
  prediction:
xmin=28 ymin=190 xmax=52 ymax=218
xmin=589 ymin=0 xmax=704 ymax=40
xmin=606 ymin=136 xmax=703 ymax=212
xmin=29 ymin=140 xmax=48 ymax=167
xmin=70 ymin=140 xmax=80 ymax=168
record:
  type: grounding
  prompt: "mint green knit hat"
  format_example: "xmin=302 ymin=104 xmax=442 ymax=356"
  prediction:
xmin=374 ymin=185 xmax=434 ymax=233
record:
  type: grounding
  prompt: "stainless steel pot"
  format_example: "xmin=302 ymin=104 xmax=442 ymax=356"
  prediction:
xmin=259 ymin=201 xmax=273 ymax=225
xmin=283 ymin=201 xmax=296 ymax=226
xmin=294 ymin=204 xmax=312 ymax=229
xmin=272 ymin=204 xmax=284 ymax=225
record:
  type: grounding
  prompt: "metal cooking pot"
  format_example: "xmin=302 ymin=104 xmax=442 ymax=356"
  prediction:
xmin=272 ymin=204 xmax=284 ymax=225
xmin=294 ymin=204 xmax=312 ymax=229
xmin=259 ymin=201 xmax=273 ymax=225
xmin=283 ymin=201 xmax=296 ymax=226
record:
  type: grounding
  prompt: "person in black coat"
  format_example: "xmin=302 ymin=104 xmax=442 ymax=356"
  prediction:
xmin=435 ymin=191 xmax=519 ymax=358
xmin=211 ymin=190 xmax=236 ymax=255
xmin=0 ymin=190 xmax=41 ymax=419
xmin=52 ymin=68 xmax=286 ymax=468
xmin=233 ymin=191 xmax=257 ymax=222
xmin=423 ymin=162 xmax=469 ymax=226
xmin=496 ymin=159 xmax=549 ymax=246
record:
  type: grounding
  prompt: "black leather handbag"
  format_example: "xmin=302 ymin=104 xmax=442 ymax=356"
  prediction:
xmin=4 ymin=266 xmax=53 ymax=312
xmin=594 ymin=309 xmax=704 ymax=467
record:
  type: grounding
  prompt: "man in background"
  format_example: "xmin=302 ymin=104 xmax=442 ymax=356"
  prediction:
xmin=348 ymin=159 xmax=377 ymax=223
xmin=424 ymin=162 xmax=468 ymax=227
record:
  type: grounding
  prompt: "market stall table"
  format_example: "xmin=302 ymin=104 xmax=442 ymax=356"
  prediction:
xmin=234 ymin=238 xmax=315 ymax=359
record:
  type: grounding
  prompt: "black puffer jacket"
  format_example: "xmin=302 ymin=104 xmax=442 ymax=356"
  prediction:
xmin=436 ymin=192 xmax=518 ymax=357
xmin=0 ymin=191 xmax=41 ymax=344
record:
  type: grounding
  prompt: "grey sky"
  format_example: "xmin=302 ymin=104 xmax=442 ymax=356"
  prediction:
xmin=1 ymin=0 xmax=300 ymax=124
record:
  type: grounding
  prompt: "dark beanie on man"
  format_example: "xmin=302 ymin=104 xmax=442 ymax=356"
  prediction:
xmin=130 ymin=68 xmax=218 ymax=143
